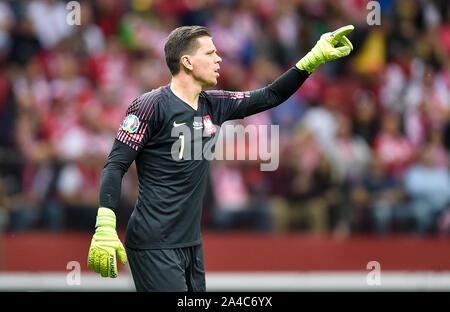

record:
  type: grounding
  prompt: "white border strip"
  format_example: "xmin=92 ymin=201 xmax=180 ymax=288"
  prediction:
xmin=1 ymin=272 xmax=450 ymax=291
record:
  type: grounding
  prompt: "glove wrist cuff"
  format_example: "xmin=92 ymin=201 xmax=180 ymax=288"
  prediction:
xmin=296 ymin=50 xmax=321 ymax=74
xmin=96 ymin=207 xmax=116 ymax=229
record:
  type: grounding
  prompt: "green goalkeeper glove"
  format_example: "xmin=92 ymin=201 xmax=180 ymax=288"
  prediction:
xmin=296 ymin=25 xmax=354 ymax=73
xmin=88 ymin=207 xmax=127 ymax=278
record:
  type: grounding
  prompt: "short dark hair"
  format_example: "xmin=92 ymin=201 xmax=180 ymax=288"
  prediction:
xmin=164 ymin=26 xmax=212 ymax=76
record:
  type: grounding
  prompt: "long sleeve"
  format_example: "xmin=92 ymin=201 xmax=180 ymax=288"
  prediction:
xmin=99 ymin=139 xmax=138 ymax=212
xmin=100 ymin=90 xmax=163 ymax=212
xmin=205 ymin=67 xmax=310 ymax=123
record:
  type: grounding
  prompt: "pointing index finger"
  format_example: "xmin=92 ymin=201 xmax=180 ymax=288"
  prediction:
xmin=330 ymin=25 xmax=354 ymax=40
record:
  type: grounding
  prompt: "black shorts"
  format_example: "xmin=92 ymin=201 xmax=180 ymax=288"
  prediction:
xmin=126 ymin=244 xmax=206 ymax=292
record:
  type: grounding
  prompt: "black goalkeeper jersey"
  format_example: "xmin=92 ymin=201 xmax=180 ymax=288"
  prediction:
xmin=99 ymin=67 xmax=309 ymax=249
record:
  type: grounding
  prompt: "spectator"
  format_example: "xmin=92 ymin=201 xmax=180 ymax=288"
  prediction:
xmin=65 ymin=1 xmax=106 ymax=57
xmin=27 ymin=0 xmax=73 ymax=49
xmin=373 ymin=112 xmax=415 ymax=179
xmin=273 ymin=127 xmax=339 ymax=234
xmin=0 ymin=178 xmax=11 ymax=232
xmin=424 ymin=126 xmax=449 ymax=169
xmin=56 ymin=156 xmax=102 ymax=230
xmin=404 ymin=147 xmax=450 ymax=234
xmin=351 ymin=91 xmax=379 ymax=145
xmin=210 ymin=161 xmax=271 ymax=231
xmin=324 ymin=114 xmax=372 ymax=184
xmin=364 ymin=157 xmax=407 ymax=235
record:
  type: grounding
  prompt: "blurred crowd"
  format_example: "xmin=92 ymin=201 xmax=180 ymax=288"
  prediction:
xmin=0 ymin=0 xmax=450 ymax=237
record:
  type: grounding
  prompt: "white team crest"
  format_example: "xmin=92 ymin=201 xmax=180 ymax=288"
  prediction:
xmin=203 ymin=115 xmax=216 ymax=134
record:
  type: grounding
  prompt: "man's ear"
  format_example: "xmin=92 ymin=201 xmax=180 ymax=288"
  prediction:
xmin=180 ymin=55 xmax=193 ymax=71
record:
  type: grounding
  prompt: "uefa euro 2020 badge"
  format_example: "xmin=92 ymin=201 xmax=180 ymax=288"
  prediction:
xmin=122 ymin=114 xmax=140 ymax=133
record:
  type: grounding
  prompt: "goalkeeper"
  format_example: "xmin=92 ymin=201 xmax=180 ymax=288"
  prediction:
xmin=88 ymin=25 xmax=354 ymax=291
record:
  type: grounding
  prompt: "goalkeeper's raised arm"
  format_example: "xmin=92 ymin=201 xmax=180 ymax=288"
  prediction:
xmin=203 ymin=25 xmax=355 ymax=122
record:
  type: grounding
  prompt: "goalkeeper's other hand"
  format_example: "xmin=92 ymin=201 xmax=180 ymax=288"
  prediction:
xmin=88 ymin=207 xmax=127 ymax=278
xmin=296 ymin=25 xmax=354 ymax=73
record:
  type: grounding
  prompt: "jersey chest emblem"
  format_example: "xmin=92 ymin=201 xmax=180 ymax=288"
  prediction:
xmin=203 ymin=115 xmax=216 ymax=135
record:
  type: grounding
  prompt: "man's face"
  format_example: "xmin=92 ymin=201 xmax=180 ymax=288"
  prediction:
xmin=184 ymin=36 xmax=222 ymax=88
